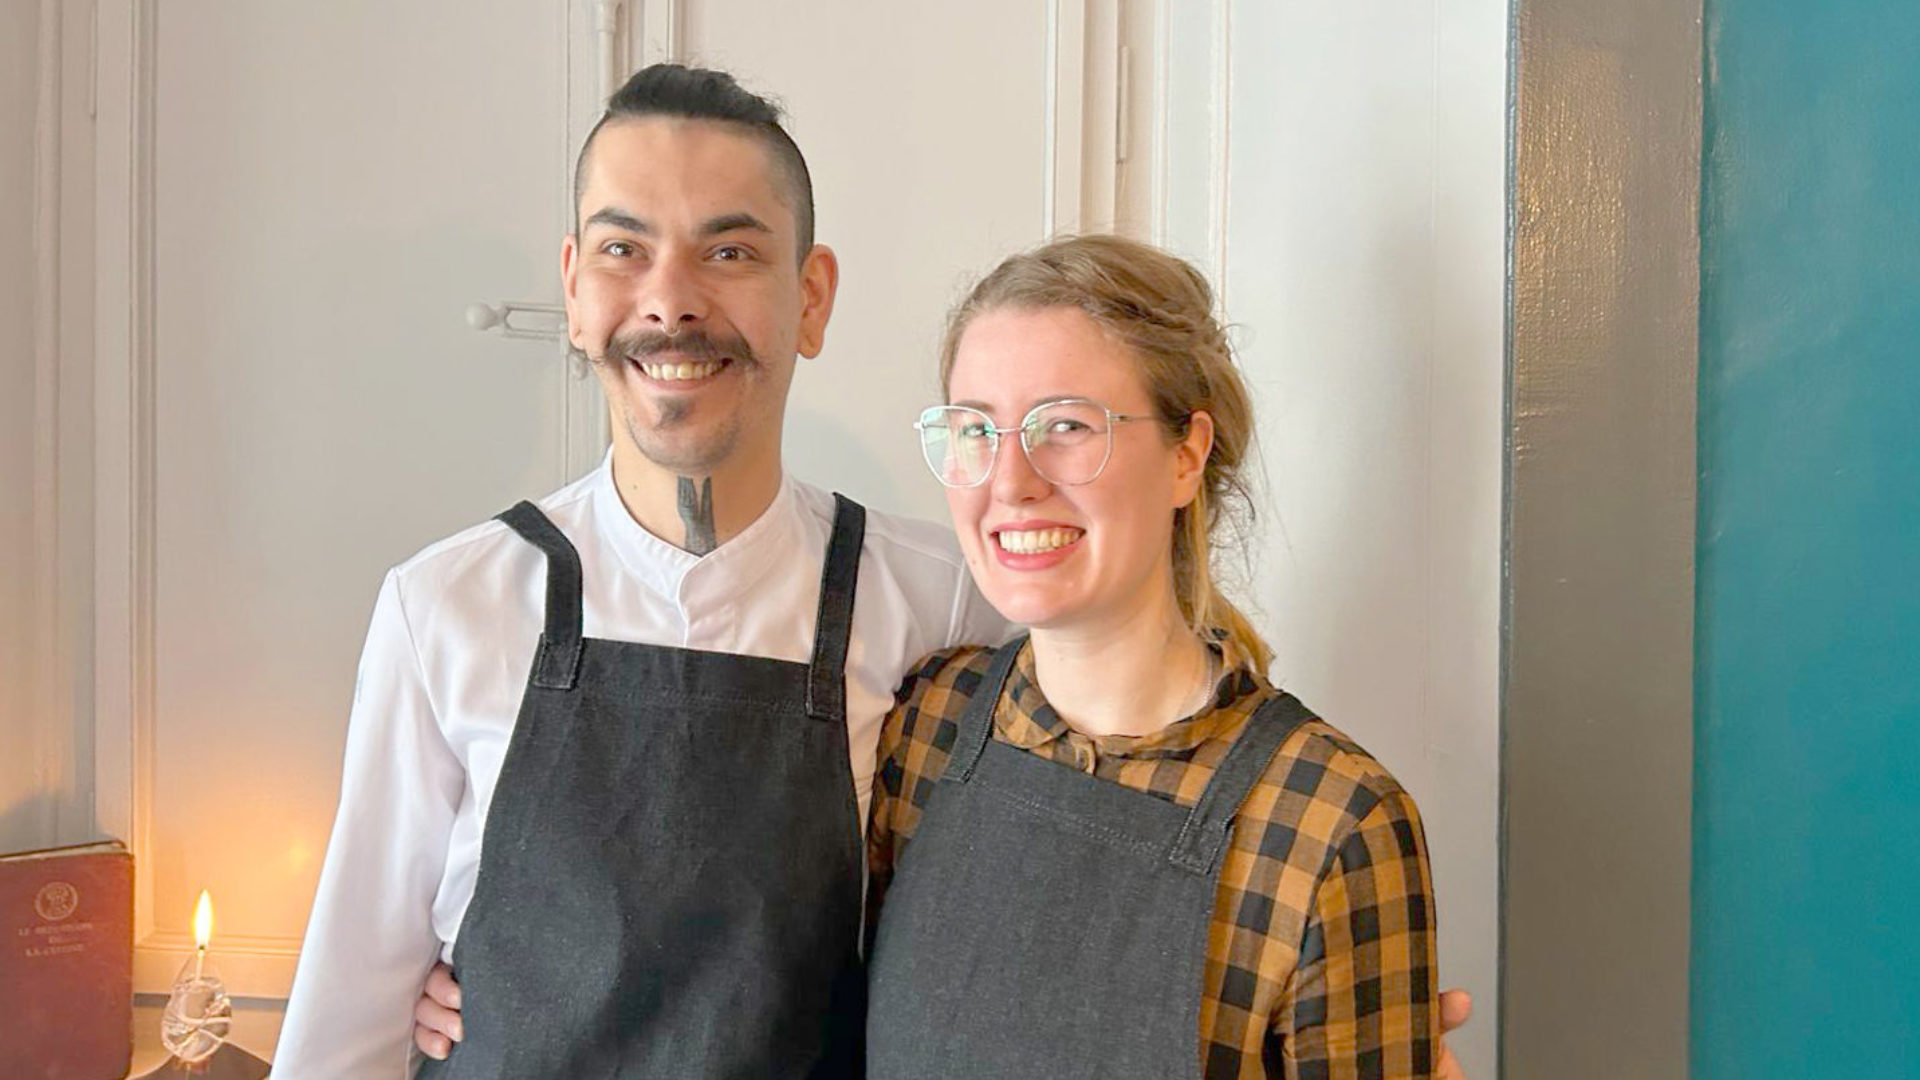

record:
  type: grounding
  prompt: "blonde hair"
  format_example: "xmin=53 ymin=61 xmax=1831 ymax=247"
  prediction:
xmin=938 ymin=234 xmax=1272 ymax=672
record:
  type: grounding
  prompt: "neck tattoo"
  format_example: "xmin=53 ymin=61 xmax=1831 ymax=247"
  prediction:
xmin=677 ymin=476 xmax=717 ymax=555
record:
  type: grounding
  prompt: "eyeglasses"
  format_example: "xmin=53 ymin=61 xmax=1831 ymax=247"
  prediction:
xmin=913 ymin=398 xmax=1161 ymax=488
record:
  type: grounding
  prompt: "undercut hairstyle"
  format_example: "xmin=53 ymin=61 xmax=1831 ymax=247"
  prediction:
xmin=574 ymin=63 xmax=815 ymax=261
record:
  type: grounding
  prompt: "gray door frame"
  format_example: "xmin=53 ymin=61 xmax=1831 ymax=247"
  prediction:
xmin=1502 ymin=0 xmax=1702 ymax=1075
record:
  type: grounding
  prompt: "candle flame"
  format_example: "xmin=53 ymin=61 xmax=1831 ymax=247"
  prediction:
xmin=193 ymin=890 xmax=213 ymax=950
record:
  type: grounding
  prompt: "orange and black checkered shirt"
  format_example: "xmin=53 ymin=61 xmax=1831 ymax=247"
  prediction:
xmin=867 ymin=638 xmax=1439 ymax=1079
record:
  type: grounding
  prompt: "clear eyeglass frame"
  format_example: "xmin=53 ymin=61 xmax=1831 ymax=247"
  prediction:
xmin=912 ymin=397 xmax=1161 ymax=488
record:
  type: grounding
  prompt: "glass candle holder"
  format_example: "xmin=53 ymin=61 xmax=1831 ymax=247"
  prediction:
xmin=158 ymin=947 xmax=233 ymax=1065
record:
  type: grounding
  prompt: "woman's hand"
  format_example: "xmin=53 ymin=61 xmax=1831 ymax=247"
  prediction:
xmin=413 ymin=962 xmax=463 ymax=1060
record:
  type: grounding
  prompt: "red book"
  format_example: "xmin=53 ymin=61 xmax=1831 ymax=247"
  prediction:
xmin=1 ymin=840 xmax=133 ymax=1080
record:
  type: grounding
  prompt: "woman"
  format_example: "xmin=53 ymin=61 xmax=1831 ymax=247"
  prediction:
xmin=864 ymin=233 xmax=1440 ymax=1078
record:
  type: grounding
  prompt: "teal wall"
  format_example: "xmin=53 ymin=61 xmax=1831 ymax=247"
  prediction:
xmin=1694 ymin=1 xmax=1920 ymax=1074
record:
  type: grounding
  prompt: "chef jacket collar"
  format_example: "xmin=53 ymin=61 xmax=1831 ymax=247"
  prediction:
xmin=590 ymin=451 xmax=803 ymax=611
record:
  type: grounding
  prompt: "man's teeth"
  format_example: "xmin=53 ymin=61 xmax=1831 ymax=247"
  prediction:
xmin=997 ymin=528 xmax=1083 ymax=554
xmin=639 ymin=359 xmax=723 ymax=381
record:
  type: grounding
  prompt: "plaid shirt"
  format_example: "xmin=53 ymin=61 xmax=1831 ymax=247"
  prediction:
xmin=867 ymin=638 xmax=1439 ymax=1079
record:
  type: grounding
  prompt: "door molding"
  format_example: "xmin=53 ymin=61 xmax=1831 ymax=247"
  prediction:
xmin=91 ymin=0 xmax=176 ymax=994
xmin=24 ymin=0 xmax=93 ymax=857
xmin=1142 ymin=0 xmax=1231 ymax=281
xmin=1046 ymin=0 xmax=1135 ymax=237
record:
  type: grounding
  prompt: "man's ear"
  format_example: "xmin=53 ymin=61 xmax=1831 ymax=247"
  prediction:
xmin=561 ymin=231 xmax=586 ymax=352
xmin=796 ymin=244 xmax=840 ymax=359
xmin=1173 ymin=411 xmax=1215 ymax=509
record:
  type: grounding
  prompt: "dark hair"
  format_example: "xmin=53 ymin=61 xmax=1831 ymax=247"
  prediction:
xmin=574 ymin=64 xmax=815 ymax=260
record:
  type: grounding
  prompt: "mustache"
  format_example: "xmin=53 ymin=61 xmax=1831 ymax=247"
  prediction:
xmin=598 ymin=328 xmax=757 ymax=367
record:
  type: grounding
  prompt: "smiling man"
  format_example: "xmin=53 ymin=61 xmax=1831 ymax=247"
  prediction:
xmin=272 ymin=66 xmax=1010 ymax=1078
xmin=563 ymin=107 xmax=830 ymax=555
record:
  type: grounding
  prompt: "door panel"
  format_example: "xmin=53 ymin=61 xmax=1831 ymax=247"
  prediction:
xmin=127 ymin=0 xmax=580 ymax=991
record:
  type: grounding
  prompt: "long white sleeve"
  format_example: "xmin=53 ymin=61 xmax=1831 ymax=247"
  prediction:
xmin=273 ymin=570 xmax=465 ymax=1079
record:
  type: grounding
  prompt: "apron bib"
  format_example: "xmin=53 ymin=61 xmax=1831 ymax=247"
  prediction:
xmin=866 ymin=637 xmax=1310 ymax=1080
xmin=421 ymin=496 xmax=869 ymax=1080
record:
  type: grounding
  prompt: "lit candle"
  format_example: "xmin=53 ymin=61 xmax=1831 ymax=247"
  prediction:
xmin=137 ymin=890 xmax=268 ymax=1079
xmin=160 ymin=889 xmax=232 ymax=1066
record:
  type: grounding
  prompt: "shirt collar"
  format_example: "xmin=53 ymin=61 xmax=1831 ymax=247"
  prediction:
xmin=590 ymin=451 xmax=802 ymax=607
xmin=994 ymin=632 xmax=1269 ymax=759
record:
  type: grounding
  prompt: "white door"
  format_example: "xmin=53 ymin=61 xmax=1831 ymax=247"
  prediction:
xmin=93 ymin=0 xmax=599 ymax=1004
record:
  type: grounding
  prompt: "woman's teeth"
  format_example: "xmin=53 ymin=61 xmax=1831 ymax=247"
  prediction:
xmin=640 ymin=359 xmax=724 ymax=381
xmin=997 ymin=527 xmax=1083 ymax=554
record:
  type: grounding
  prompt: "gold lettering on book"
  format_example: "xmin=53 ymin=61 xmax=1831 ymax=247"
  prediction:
xmin=27 ymin=920 xmax=96 ymax=936
xmin=15 ymin=920 xmax=100 ymax=958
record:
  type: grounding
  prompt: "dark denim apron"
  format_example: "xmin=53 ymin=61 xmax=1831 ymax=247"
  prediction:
xmin=419 ymin=496 xmax=869 ymax=1080
xmin=865 ymin=637 xmax=1310 ymax=1079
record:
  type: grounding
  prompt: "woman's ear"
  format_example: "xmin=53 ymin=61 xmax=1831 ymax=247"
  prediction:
xmin=1172 ymin=410 xmax=1214 ymax=508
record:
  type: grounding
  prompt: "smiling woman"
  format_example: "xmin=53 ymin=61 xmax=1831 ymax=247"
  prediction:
xmin=865 ymin=235 xmax=1443 ymax=1079
xmin=928 ymin=235 xmax=1264 ymax=671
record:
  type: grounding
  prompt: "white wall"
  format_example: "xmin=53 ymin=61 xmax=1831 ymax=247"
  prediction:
xmin=0 ymin=0 xmax=46 ymax=856
xmin=1160 ymin=3 xmax=1507 ymax=1074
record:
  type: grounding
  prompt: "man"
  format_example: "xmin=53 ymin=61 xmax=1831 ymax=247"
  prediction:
xmin=277 ymin=63 xmax=1474 ymax=1078
xmin=276 ymin=63 xmax=1008 ymax=1077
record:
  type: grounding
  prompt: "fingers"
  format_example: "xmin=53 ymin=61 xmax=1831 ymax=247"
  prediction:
xmin=425 ymin=961 xmax=463 ymax=1009
xmin=413 ymin=963 xmax=465 ymax=1060
xmin=414 ymin=991 xmax=464 ymax=1033
xmin=414 ymin=1022 xmax=454 ymax=1061
xmin=1435 ymin=1040 xmax=1464 ymax=1080
xmin=414 ymin=993 xmax=464 ymax=1039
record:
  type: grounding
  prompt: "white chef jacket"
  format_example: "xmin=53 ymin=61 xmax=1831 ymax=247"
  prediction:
xmin=271 ymin=457 xmax=1013 ymax=1078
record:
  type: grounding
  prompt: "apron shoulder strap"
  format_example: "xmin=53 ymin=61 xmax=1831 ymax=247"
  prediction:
xmin=805 ymin=494 xmax=868 ymax=722
xmin=945 ymin=635 xmax=1027 ymax=783
xmin=1168 ymin=691 xmax=1316 ymax=874
xmin=496 ymin=500 xmax=584 ymax=691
